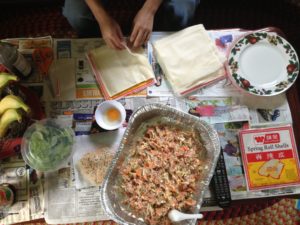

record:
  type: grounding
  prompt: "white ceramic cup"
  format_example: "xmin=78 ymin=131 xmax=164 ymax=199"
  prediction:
xmin=95 ymin=100 xmax=126 ymax=130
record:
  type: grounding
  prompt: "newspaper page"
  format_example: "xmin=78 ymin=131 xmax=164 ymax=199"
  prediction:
xmin=176 ymin=96 xmax=250 ymax=124
xmin=1 ymin=36 xmax=52 ymax=52
xmin=44 ymin=96 xmax=223 ymax=224
xmin=0 ymin=155 xmax=44 ymax=225
xmin=53 ymin=38 xmax=103 ymax=99
xmin=73 ymin=129 xmax=125 ymax=189
xmin=212 ymin=121 xmax=300 ymax=200
xmin=44 ymin=164 xmax=109 ymax=224
xmin=1 ymin=29 xmax=296 ymax=224
xmin=44 ymin=92 xmax=296 ymax=204
xmin=43 ymin=96 xmax=179 ymax=224
xmin=2 ymin=36 xmax=53 ymax=85
xmin=147 ymin=29 xmax=277 ymax=97
xmin=44 ymin=96 xmax=177 ymax=135
xmin=147 ymin=30 xmax=245 ymax=97
xmin=0 ymin=36 xmax=49 ymax=225
xmin=173 ymin=94 xmax=296 ymax=200
xmin=52 ymin=38 xmax=148 ymax=100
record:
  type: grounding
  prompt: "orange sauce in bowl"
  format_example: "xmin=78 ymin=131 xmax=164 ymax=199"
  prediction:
xmin=105 ymin=107 xmax=121 ymax=122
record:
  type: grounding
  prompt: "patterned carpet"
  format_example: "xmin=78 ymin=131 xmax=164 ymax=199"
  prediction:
xmin=15 ymin=198 xmax=300 ymax=224
xmin=199 ymin=198 xmax=299 ymax=225
xmin=1 ymin=0 xmax=300 ymax=224
xmin=1 ymin=0 xmax=300 ymax=46
xmin=0 ymin=2 xmax=75 ymax=39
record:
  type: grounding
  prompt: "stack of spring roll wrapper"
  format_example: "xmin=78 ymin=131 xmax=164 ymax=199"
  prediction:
xmin=153 ymin=24 xmax=226 ymax=96
xmin=87 ymin=45 xmax=155 ymax=100
xmin=87 ymin=24 xmax=226 ymax=100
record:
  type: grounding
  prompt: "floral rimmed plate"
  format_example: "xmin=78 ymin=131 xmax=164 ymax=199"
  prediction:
xmin=227 ymin=32 xmax=299 ymax=96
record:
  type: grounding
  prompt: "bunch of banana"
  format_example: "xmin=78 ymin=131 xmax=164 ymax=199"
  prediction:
xmin=0 ymin=72 xmax=18 ymax=93
xmin=0 ymin=72 xmax=31 ymax=138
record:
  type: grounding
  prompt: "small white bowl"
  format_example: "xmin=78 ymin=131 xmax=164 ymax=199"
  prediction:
xmin=95 ymin=100 xmax=126 ymax=130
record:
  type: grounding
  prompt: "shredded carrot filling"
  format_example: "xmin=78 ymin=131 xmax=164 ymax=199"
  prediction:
xmin=118 ymin=124 xmax=206 ymax=225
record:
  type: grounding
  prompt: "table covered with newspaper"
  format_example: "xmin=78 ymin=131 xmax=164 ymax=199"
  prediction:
xmin=0 ymin=27 xmax=299 ymax=225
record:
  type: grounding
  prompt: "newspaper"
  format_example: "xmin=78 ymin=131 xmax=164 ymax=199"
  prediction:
xmin=44 ymin=97 xmax=225 ymax=224
xmin=44 ymin=165 xmax=109 ymax=224
xmin=176 ymin=96 xmax=250 ymax=124
xmin=73 ymin=129 xmax=125 ymax=189
xmin=0 ymin=36 xmax=52 ymax=225
xmin=147 ymin=30 xmax=245 ymax=97
xmin=2 ymin=36 xmax=53 ymax=85
xmin=42 ymin=96 xmax=182 ymax=224
xmin=44 ymin=96 xmax=177 ymax=135
xmin=42 ymin=93 xmax=298 ymax=224
xmin=173 ymin=95 xmax=298 ymax=200
xmin=43 ymin=76 xmax=296 ymax=224
xmin=1 ymin=36 xmax=53 ymax=52
xmin=147 ymin=29 xmax=275 ymax=97
xmin=1 ymin=29 xmax=298 ymax=224
xmin=0 ymin=155 xmax=44 ymax=225
xmin=51 ymin=38 xmax=147 ymax=100
xmin=211 ymin=121 xmax=300 ymax=200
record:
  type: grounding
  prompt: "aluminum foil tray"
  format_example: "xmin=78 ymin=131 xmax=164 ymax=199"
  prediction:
xmin=100 ymin=103 xmax=220 ymax=225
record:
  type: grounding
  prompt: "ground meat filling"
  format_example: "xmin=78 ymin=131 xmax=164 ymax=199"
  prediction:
xmin=119 ymin=124 xmax=206 ymax=225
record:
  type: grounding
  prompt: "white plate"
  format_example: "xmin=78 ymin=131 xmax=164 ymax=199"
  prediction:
xmin=227 ymin=32 xmax=299 ymax=96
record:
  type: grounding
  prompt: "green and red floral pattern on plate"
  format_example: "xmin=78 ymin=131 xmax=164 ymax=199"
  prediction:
xmin=228 ymin=32 xmax=299 ymax=96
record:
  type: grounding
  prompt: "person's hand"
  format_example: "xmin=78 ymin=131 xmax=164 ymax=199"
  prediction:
xmin=85 ymin=0 xmax=126 ymax=50
xmin=98 ymin=14 xmax=125 ymax=50
xmin=130 ymin=7 xmax=154 ymax=48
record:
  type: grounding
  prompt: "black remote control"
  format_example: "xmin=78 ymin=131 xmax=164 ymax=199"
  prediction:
xmin=211 ymin=148 xmax=231 ymax=208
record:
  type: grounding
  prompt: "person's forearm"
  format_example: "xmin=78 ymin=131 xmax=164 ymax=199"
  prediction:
xmin=85 ymin=0 xmax=109 ymax=24
xmin=141 ymin=0 xmax=163 ymax=15
xmin=85 ymin=0 xmax=124 ymax=49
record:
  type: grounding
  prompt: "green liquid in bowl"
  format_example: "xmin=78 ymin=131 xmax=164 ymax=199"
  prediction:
xmin=22 ymin=120 xmax=74 ymax=171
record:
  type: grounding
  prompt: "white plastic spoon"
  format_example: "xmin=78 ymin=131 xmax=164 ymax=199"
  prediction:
xmin=168 ymin=209 xmax=203 ymax=222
